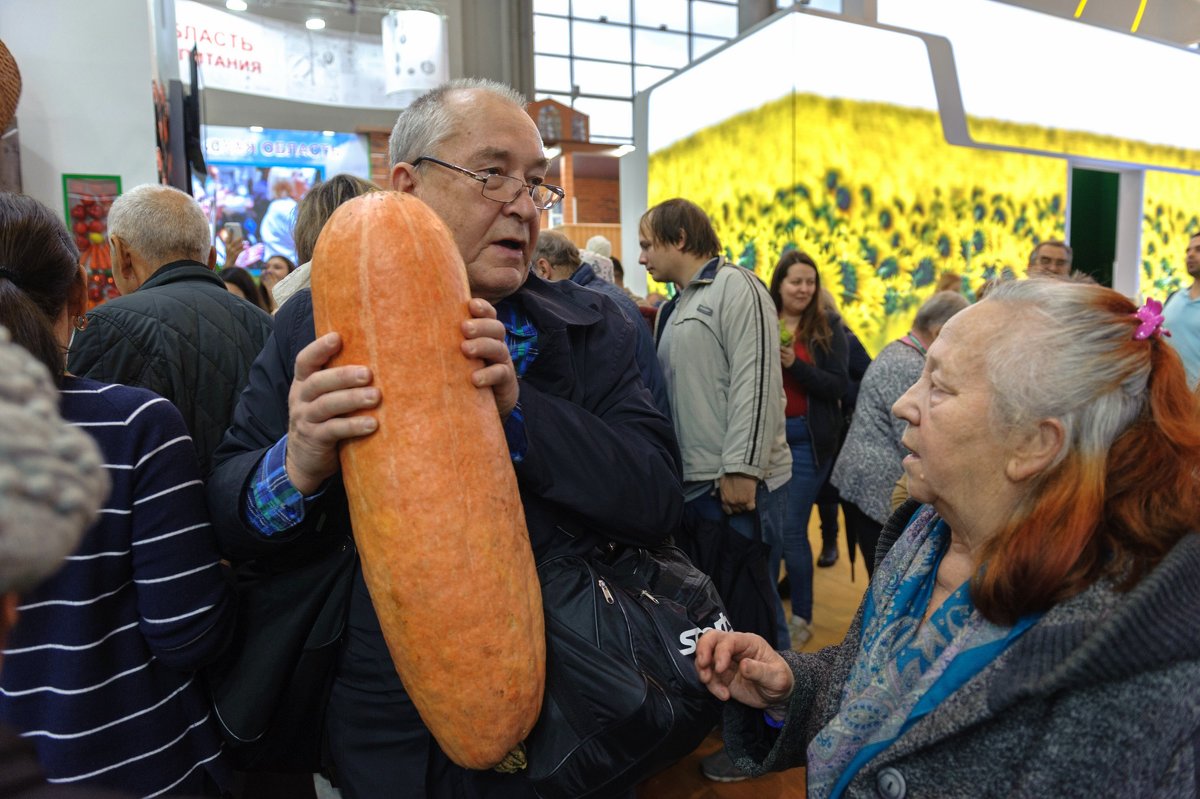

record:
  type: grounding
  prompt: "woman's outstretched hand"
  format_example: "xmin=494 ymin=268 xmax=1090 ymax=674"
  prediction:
xmin=695 ymin=630 xmax=795 ymax=708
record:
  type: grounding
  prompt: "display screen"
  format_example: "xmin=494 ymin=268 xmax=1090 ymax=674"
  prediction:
xmin=194 ymin=125 xmax=370 ymax=270
xmin=644 ymin=11 xmax=1200 ymax=355
xmin=1142 ymin=170 xmax=1200 ymax=300
xmin=195 ymin=164 xmax=322 ymax=270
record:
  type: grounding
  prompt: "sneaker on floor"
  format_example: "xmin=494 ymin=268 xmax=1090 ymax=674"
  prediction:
xmin=817 ymin=545 xmax=839 ymax=567
xmin=789 ymin=615 xmax=813 ymax=647
xmin=700 ymin=746 xmax=751 ymax=783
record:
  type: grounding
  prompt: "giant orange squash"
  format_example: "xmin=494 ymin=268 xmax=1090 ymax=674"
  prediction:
xmin=310 ymin=191 xmax=544 ymax=769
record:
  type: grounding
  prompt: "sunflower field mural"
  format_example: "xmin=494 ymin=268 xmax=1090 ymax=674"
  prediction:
xmin=647 ymin=91 xmax=1200 ymax=356
xmin=1143 ymin=170 xmax=1200 ymax=301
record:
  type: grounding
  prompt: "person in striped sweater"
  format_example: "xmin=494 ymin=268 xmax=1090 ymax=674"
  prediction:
xmin=0 ymin=325 xmax=119 ymax=799
xmin=0 ymin=193 xmax=235 ymax=797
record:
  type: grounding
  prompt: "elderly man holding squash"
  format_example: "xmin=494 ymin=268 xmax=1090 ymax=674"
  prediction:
xmin=207 ymin=79 xmax=682 ymax=797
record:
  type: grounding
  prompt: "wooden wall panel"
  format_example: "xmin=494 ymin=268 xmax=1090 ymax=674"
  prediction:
xmin=573 ymin=176 xmax=620 ymax=224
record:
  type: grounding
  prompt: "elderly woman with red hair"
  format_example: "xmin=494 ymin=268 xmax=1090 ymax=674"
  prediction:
xmin=695 ymin=278 xmax=1200 ymax=797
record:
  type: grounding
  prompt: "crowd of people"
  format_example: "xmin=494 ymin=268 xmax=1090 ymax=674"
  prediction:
xmin=0 ymin=77 xmax=1197 ymax=799
xmin=205 ymin=167 xmax=316 ymax=272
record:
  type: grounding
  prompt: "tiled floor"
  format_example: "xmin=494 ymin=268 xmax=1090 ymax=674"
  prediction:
xmin=636 ymin=513 xmax=868 ymax=799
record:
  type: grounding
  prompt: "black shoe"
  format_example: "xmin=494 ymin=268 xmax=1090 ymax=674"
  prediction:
xmin=817 ymin=545 xmax=839 ymax=568
xmin=701 ymin=747 xmax=751 ymax=783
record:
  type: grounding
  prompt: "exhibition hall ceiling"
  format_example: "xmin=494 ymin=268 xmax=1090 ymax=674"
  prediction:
xmin=186 ymin=0 xmax=440 ymax=35
xmin=182 ymin=0 xmax=1200 ymax=44
xmin=1003 ymin=0 xmax=1200 ymax=43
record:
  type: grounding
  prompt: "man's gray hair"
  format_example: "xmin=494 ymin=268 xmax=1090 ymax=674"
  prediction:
xmin=982 ymin=279 xmax=1149 ymax=470
xmin=0 ymin=327 xmax=108 ymax=593
xmin=388 ymin=78 xmax=527 ymax=168
xmin=532 ymin=230 xmax=581 ymax=276
xmin=107 ymin=184 xmax=211 ymax=265
xmin=913 ymin=290 xmax=969 ymax=334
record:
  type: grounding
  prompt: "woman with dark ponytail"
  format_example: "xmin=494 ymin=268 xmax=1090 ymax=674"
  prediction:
xmin=0 ymin=206 xmax=80 ymax=381
xmin=0 ymin=193 xmax=234 ymax=796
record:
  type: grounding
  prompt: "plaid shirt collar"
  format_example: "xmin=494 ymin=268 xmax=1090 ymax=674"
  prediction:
xmin=494 ymin=297 xmax=539 ymax=378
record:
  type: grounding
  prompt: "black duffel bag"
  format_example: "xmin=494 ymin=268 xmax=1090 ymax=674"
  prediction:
xmin=522 ymin=543 xmax=727 ymax=799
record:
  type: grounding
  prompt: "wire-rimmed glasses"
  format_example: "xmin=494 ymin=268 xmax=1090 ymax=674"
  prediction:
xmin=412 ymin=156 xmax=565 ymax=211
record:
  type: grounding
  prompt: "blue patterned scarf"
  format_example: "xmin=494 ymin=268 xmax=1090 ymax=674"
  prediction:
xmin=806 ymin=505 xmax=1040 ymax=798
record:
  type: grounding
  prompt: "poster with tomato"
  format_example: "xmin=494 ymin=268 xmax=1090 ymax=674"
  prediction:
xmin=62 ymin=174 xmax=121 ymax=308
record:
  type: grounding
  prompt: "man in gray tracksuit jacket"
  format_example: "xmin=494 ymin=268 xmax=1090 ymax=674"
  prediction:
xmin=641 ymin=199 xmax=791 ymax=639
xmin=652 ymin=254 xmax=791 ymax=499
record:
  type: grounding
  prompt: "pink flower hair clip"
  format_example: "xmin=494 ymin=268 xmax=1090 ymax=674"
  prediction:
xmin=1132 ymin=298 xmax=1171 ymax=341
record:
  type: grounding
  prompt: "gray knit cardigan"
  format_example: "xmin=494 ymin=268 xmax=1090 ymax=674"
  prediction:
xmin=829 ymin=341 xmax=925 ymax=525
xmin=725 ymin=500 xmax=1200 ymax=798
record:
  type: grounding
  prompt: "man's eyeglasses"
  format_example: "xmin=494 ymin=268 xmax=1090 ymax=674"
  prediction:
xmin=412 ymin=156 xmax=565 ymax=211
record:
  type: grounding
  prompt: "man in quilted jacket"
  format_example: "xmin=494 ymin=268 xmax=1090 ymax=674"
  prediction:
xmin=68 ymin=184 xmax=273 ymax=475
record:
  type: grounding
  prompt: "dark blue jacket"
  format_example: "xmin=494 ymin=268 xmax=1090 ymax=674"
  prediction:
xmin=206 ymin=276 xmax=682 ymax=795
xmin=568 ymin=263 xmax=672 ymax=421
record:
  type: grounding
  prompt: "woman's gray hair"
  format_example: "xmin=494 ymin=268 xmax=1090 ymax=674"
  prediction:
xmin=981 ymin=279 xmax=1150 ymax=470
xmin=0 ymin=327 xmax=108 ymax=593
xmin=107 ymin=184 xmax=211 ymax=265
xmin=913 ymin=290 xmax=969 ymax=334
xmin=388 ymin=78 xmax=527 ymax=168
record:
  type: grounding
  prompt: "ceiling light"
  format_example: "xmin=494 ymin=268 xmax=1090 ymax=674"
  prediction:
xmin=249 ymin=125 xmax=264 ymax=133
xmin=305 ymin=17 xmax=326 ymax=30
xmin=225 ymin=0 xmax=248 ymax=10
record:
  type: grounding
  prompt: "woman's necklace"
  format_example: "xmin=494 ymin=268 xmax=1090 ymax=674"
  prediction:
xmin=903 ymin=332 xmax=927 ymax=356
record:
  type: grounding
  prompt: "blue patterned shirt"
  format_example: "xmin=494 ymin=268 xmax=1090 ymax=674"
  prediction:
xmin=495 ymin=297 xmax=538 ymax=463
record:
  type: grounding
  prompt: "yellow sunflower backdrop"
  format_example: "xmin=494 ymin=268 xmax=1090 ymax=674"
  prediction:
xmin=1142 ymin=170 xmax=1200 ymax=301
xmin=647 ymin=92 xmax=1200 ymax=356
